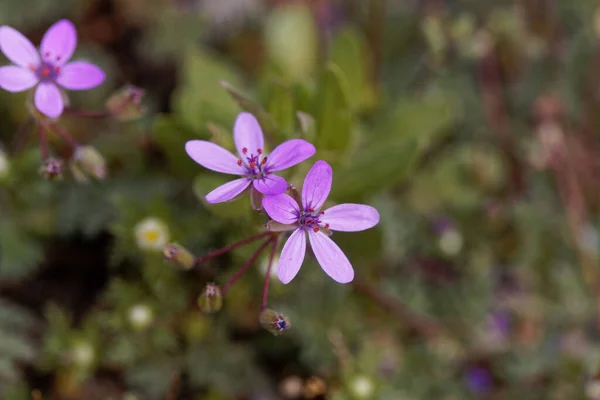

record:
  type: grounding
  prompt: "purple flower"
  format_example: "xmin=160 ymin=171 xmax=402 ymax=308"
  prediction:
xmin=0 ymin=20 xmax=105 ymax=118
xmin=185 ymin=112 xmax=316 ymax=204
xmin=465 ymin=366 xmax=493 ymax=396
xmin=262 ymin=160 xmax=380 ymax=284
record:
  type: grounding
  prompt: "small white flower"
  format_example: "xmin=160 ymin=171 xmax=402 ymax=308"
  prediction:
xmin=349 ymin=375 xmax=375 ymax=399
xmin=70 ymin=340 xmax=95 ymax=367
xmin=438 ymin=230 xmax=463 ymax=256
xmin=0 ymin=150 xmax=10 ymax=180
xmin=134 ymin=217 xmax=170 ymax=251
xmin=128 ymin=304 xmax=154 ymax=330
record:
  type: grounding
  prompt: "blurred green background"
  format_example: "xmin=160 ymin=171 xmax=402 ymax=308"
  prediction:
xmin=1 ymin=0 xmax=600 ymax=399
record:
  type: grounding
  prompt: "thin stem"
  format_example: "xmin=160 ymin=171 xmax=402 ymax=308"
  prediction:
xmin=194 ymin=231 xmax=273 ymax=267
xmin=261 ymin=236 xmax=280 ymax=310
xmin=64 ymin=108 xmax=109 ymax=119
xmin=50 ymin=123 xmax=80 ymax=149
xmin=38 ymin=123 xmax=49 ymax=160
xmin=222 ymin=237 xmax=273 ymax=295
xmin=352 ymin=278 xmax=445 ymax=338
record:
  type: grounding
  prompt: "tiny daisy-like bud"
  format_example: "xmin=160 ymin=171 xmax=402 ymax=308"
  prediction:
xmin=71 ymin=146 xmax=106 ymax=183
xmin=40 ymin=158 xmax=63 ymax=180
xmin=128 ymin=304 xmax=154 ymax=331
xmin=106 ymin=85 xmax=147 ymax=121
xmin=0 ymin=149 xmax=10 ymax=181
xmin=163 ymin=243 xmax=196 ymax=270
xmin=259 ymin=308 xmax=291 ymax=336
xmin=198 ymin=283 xmax=223 ymax=314
xmin=134 ymin=217 xmax=170 ymax=251
xmin=349 ymin=375 xmax=375 ymax=399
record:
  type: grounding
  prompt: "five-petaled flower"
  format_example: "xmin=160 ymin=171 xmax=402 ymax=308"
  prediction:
xmin=0 ymin=19 xmax=105 ymax=118
xmin=262 ymin=160 xmax=380 ymax=284
xmin=185 ymin=112 xmax=316 ymax=204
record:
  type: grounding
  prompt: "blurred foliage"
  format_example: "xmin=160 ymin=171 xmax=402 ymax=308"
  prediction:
xmin=0 ymin=0 xmax=600 ymax=399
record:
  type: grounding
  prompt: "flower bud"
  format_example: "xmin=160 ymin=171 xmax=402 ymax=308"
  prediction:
xmin=198 ymin=283 xmax=223 ymax=314
xmin=134 ymin=217 xmax=170 ymax=251
xmin=70 ymin=146 xmax=106 ymax=182
xmin=259 ymin=309 xmax=291 ymax=336
xmin=106 ymin=85 xmax=147 ymax=121
xmin=40 ymin=158 xmax=63 ymax=180
xmin=163 ymin=243 xmax=196 ymax=270
xmin=128 ymin=304 xmax=154 ymax=331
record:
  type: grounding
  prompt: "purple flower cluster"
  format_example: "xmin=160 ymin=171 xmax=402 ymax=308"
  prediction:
xmin=186 ymin=113 xmax=380 ymax=285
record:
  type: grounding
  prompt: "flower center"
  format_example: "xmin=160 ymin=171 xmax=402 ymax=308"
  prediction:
xmin=31 ymin=61 xmax=61 ymax=83
xmin=237 ymin=147 xmax=269 ymax=179
xmin=298 ymin=208 xmax=329 ymax=232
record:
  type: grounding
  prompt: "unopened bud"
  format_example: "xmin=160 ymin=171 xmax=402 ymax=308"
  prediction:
xmin=106 ymin=85 xmax=147 ymax=121
xmin=163 ymin=243 xmax=196 ymax=270
xmin=266 ymin=220 xmax=296 ymax=232
xmin=198 ymin=283 xmax=223 ymax=314
xmin=259 ymin=308 xmax=291 ymax=336
xmin=71 ymin=146 xmax=106 ymax=182
xmin=40 ymin=158 xmax=63 ymax=180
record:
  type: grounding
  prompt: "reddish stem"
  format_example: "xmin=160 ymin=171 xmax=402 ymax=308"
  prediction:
xmin=261 ymin=236 xmax=280 ymax=310
xmin=38 ymin=124 xmax=49 ymax=160
xmin=194 ymin=231 xmax=273 ymax=267
xmin=50 ymin=123 xmax=79 ymax=149
xmin=222 ymin=238 xmax=273 ymax=295
xmin=64 ymin=108 xmax=109 ymax=119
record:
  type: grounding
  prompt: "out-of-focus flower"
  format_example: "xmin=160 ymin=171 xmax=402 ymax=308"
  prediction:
xmin=465 ymin=366 xmax=493 ymax=396
xmin=198 ymin=283 xmax=223 ymax=314
xmin=432 ymin=217 xmax=463 ymax=256
xmin=39 ymin=157 xmax=63 ymax=180
xmin=69 ymin=340 xmax=95 ymax=368
xmin=163 ymin=243 xmax=196 ymax=270
xmin=0 ymin=149 xmax=10 ymax=181
xmin=279 ymin=375 xmax=303 ymax=399
xmin=348 ymin=375 xmax=375 ymax=399
xmin=105 ymin=85 xmax=147 ymax=121
xmin=0 ymin=20 xmax=105 ymax=118
xmin=70 ymin=145 xmax=106 ymax=182
xmin=185 ymin=112 xmax=316 ymax=205
xmin=134 ymin=217 xmax=170 ymax=251
xmin=260 ymin=253 xmax=279 ymax=278
xmin=128 ymin=304 xmax=154 ymax=331
xmin=259 ymin=308 xmax=291 ymax=336
xmin=262 ymin=161 xmax=380 ymax=284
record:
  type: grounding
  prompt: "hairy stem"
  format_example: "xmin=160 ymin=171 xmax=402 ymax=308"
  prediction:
xmin=194 ymin=231 xmax=273 ymax=267
xmin=222 ymin=238 xmax=274 ymax=295
xmin=261 ymin=236 xmax=280 ymax=310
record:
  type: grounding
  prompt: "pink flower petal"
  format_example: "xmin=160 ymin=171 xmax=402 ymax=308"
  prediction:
xmin=321 ymin=204 xmax=380 ymax=232
xmin=34 ymin=83 xmax=64 ymax=118
xmin=233 ymin=112 xmax=264 ymax=159
xmin=56 ymin=61 xmax=105 ymax=90
xmin=185 ymin=140 xmax=246 ymax=175
xmin=308 ymin=230 xmax=354 ymax=283
xmin=205 ymin=178 xmax=251 ymax=203
xmin=277 ymin=229 xmax=306 ymax=284
xmin=40 ymin=20 xmax=77 ymax=65
xmin=267 ymin=139 xmax=316 ymax=172
xmin=253 ymin=174 xmax=287 ymax=195
xmin=0 ymin=66 xmax=38 ymax=92
xmin=262 ymin=193 xmax=300 ymax=225
xmin=0 ymin=26 xmax=40 ymax=68
xmin=302 ymin=160 xmax=332 ymax=211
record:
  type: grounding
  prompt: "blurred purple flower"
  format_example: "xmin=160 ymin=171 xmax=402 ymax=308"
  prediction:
xmin=465 ymin=366 xmax=492 ymax=396
xmin=185 ymin=112 xmax=316 ymax=204
xmin=0 ymin=20 xmax=105 ymax=118
xmin=262 ymin=160 xmax=380 ymax=284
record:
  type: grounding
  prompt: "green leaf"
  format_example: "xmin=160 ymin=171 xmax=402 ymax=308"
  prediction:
xmin=0 ymin=221 xmax=42 ymax=280
xmin=330 ymin=28 xmax=369 ymax=111
xmin=172 ymin=49 xmax=242 ymax=131
xmin=330 ymin=91 xmax=459 ymax=201
xmin=315 ymin=63 xmax=353 ymax=152
xmin=152 ymin=114 xmax=200 ymax=180
xmin=265 ymin=79 xmax=296 ymax=139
